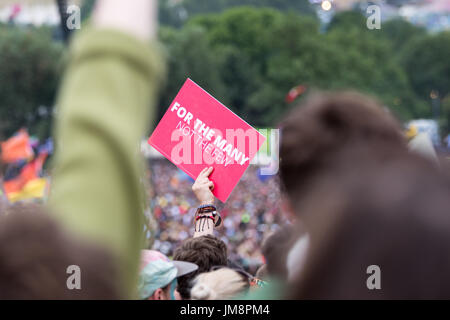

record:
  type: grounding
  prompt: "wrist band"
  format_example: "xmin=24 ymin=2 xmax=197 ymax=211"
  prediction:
xmin=195 ymin=215 xmax=215 ymax=222
xmin=198 ymin=204 xmax=215 ymax=209
xmin=197 ymin=205 xmax=216 ymax=214
xmin=194 ymin=205 xmax=222 ymax=229
xmin=211 ymin=210 xmax=222 ymax=227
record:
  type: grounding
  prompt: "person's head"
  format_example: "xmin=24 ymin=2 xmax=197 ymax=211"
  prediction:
xmin=190 ymin=268 xmax=249 ymax=300
xmin=261 ymin=225 xmax=296 ymax=281
xmin=139 ymin=249 xmax=198 ymax=300
xmin=173 ymin=235 xmax=227 ymax=299
xmin=288 ymin=153 xmax=450 ymax=299
xmin=255 ymin=264 xmax=268 ymax=281
xmin=279 ymin=91 xmax=405 ymax=206
xmin=0 ymin=203 xmax=120 ymax=299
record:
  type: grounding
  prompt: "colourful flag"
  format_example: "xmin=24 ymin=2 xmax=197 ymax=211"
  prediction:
xmin=1 ymin=129 xmax=34 ymax=163
xmin=6 ymin=178 xmax=48 ymax=203
xmin=3 ymin=145 xmax=49 ymax=202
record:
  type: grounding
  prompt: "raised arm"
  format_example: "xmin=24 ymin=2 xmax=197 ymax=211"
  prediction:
xmin=192 ymin=167 xmax=222 ymax=237
xmin=49 ymin=0 xmax=165 ymax=298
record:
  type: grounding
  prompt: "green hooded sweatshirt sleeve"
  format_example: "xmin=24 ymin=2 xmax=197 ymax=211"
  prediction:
xmin=49 ymin=28 xmax=165 ymax=298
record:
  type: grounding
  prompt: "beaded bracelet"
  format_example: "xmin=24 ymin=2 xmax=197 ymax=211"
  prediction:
xmin=197 ymin=205 xmax=216 ymax=214
xmin=195 ymin=205 xmax=222 ymax=228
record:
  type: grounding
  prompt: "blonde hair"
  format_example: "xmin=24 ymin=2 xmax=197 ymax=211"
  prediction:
xmin=190 ymin=268 xmax=248 ymax=300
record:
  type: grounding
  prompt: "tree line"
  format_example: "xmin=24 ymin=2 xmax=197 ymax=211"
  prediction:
xmin=0 ymin=1 xmax=449 ymax=140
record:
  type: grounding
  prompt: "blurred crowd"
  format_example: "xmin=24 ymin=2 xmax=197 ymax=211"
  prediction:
xmin=2 ymin=0 xmax=450 ymax=302
xmin=147 ymin=159 xmax=284 ymax=273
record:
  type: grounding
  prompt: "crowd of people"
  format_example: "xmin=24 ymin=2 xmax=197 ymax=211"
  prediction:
xmin=147 ymin=160 xmax=284 ymax=273
xmin=0 ymin=0 xmax=450 ymax=301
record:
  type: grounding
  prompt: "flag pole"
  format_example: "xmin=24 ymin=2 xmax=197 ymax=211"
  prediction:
xmin=56 ymin=0 xmax=71 ymax=43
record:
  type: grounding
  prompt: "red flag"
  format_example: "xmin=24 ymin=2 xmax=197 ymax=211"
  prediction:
xmin=3 ymin=151 xmax=48 ymax=195
xmin=9 ymin=4 xmax=22 ymax=21
xmin=1 ymin=130 xmax=34 ymax=163
xmin=285 ymin=85 xmax=307 ymax=103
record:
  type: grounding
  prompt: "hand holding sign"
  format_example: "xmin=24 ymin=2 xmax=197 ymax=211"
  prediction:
xmin=148 ymin=79 xmax=266 ymax=202
xmin=192 ymin=167 xmax=215 ymax=205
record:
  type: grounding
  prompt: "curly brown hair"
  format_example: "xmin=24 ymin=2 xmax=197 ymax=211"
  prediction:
xmin=173 ymin=235 xmax=227 ymax=300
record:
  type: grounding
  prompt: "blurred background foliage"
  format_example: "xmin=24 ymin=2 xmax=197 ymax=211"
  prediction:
xmin=0 ymin=0 xmax=449 ymax=140
xmin=0 ymin=24 xmax=63 ymax=140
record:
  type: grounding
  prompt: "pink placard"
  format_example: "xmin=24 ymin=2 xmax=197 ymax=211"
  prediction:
xmin=148 ymin=79 xmax=266 ymax=202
